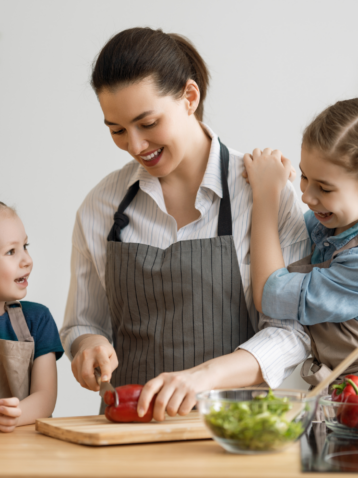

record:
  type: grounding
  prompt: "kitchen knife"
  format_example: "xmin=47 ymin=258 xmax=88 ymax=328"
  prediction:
xmin=94 ymin=368 xmax=119 ymax=407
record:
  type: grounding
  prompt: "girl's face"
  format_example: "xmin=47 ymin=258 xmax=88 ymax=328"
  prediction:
xmin=98 ymin=77 xmax=200 ymax=178
xmin=300 ymin=146 xmax=358 ymax=235
xmin=0 ymin=213 xmax=33 ymax=310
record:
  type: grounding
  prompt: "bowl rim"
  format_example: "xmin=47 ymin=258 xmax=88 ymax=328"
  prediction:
xmin=319 ymin=395 xmax=358 ymax=407
xmin=196 ymin=387 xmax=315 ymax=403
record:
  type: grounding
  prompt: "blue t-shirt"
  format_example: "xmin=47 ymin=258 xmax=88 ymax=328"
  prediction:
xmin=0 ymin=301 xmax=64 ymax=360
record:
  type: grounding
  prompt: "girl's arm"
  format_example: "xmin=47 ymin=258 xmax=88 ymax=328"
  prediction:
xmin=0 ymin=352 xmax=57 ymax=432
xmin=17 ymin=352 xmax=58 ymax=426
xmin=243 ymin=148 xmax=293 ymax=312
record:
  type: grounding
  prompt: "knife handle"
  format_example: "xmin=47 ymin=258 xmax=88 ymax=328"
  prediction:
xmin=94 ymin=367 xmax=119 ymax=407
xmin=94 ymin=367 xmax=102 ymax=386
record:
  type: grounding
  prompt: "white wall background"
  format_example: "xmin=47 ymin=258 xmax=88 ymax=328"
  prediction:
xmin=0 ymin=0 xmax=357 ymax=417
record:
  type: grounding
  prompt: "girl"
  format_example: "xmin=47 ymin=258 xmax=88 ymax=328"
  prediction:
xmin=244 ymin=98 xmax=358 ymax=388
xmin=61 ymin=27 xmax=311 ymax=420
xmin=0 ymin=202 xmax=64 ymax=432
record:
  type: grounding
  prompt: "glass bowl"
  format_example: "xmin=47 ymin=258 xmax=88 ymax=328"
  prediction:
xmin=196 ymin=388 xmax=317 ymax=454
xmin=320 ymin=395 xmax=358 ymax=438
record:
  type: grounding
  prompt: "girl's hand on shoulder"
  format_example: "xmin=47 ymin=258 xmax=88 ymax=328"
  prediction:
xmin=243 ymin=148 xmax=295 ymax=196
xmin=137 ymin=368 xmax=213 ymax=422
xmin=0 ymin=397 xmax=22 ymax=433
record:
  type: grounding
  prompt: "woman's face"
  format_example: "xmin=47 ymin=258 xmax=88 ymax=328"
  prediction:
xmin=98 ymin=78 xmax=199 ymax=178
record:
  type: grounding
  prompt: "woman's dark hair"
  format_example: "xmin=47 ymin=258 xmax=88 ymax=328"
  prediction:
xmin=302 ymin=98 xmax=358 ymax=173
xmin=91 ymin=27 xmax=210 ymax=122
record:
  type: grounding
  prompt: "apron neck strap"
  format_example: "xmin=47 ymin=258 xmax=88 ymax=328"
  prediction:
xmin=108 ymin=139 xmax=233 ymax=242
xmin=4 ymin=302 xmax=34 ymax=343
xmin=107 ymin=182 xmax=140 ymax=242
xmin=217 ymin=139 xmax=232 ymax=236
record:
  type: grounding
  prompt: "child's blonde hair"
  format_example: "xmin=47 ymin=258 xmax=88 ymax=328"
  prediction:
xmin=302 ymin=98 xmax=358 ymax=173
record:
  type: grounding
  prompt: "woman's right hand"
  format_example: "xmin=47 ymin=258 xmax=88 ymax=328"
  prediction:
xmin=71 ymin=334 xmax=118 ymax=391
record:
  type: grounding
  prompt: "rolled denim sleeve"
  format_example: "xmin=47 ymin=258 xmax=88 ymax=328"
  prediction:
xmin=262 ymin=249 xmax=358 ymax=326
xmin=262 ymin=268 xmax=305 ymax=321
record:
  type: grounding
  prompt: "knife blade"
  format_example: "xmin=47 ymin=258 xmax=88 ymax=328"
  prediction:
xmin=94 ymin=368 xmax=119 ymax=407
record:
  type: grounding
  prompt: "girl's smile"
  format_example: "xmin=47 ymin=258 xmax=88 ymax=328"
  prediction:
xmin=300 ymin=146 xmax=358 ymax=235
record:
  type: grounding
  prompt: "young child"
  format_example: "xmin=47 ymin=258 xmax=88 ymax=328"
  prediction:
xmin=0 ymin=202 xmax=63 ymax=432
xmin=243 ymin=98 xmax=358 ymax=389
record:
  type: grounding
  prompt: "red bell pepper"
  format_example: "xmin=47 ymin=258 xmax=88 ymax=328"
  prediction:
xmin=331 ymin=375 xmax=358 ymax=402
xmin=104 ymin=384 xmax=155 ymax=423
xmin=332 ymin=375 xmax=358 ymax=428
xmin=338 ymin=394 xmax=358 ymax=429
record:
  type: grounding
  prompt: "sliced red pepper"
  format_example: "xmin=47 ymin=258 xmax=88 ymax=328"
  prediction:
xmin=104 ymin=384 xmax=154 ymax=423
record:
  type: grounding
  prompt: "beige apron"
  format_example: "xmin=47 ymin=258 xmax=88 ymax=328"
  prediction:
xmin=287 ymin=235 xmax=358 ymax=389
xmin=0 ymin=302 xmax=34 ymax=400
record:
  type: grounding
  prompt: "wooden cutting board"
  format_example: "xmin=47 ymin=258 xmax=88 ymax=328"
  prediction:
xmin=36 ymin=411 xmax=212 ymax=446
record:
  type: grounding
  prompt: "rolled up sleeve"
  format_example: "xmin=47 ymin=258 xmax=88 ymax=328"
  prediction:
xmin=262 ymin=249 xmax=358 ymax=326
xmin=240 ymin=313 xmax=311 ymax=388
xmin=262 ymin=268 xmax=305 ymax=321
xmin=60 ymin=212 xmax=113 ymax=360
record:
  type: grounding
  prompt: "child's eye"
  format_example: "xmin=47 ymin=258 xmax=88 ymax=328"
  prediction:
xmin=300 ymin=174 xmax=307 ymax=181
xmin=320 ymin=188 xmax=332 ymax=193
xmin=24 ymin=243 xmax=30 ymax=250
xmin=6 ymin=249 xmax=15 ymax=256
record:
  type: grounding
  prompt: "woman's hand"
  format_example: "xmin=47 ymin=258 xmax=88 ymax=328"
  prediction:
xmin=71 ymin=334 xmax=118 ymax=391
xmin=243 ymin=148 xmax=295 ymax=193
xmin=0 ymin=397 xmax=22 ymax=433
xmin=136 ymin=350 xmax=263 ymax=421
xmin=137 ymin=368 xmax=214 ymax=422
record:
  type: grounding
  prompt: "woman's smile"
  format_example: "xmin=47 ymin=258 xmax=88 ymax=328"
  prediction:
xmin=139 ymin=147 xmax=164 ymax=167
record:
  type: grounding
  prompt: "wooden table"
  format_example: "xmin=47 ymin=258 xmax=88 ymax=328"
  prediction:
xmin=0 ymin=424 xmax=347 ymax=478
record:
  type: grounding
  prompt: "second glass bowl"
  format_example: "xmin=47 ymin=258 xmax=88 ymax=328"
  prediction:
xmin=320 ymin=395 xmax=358 ymax=438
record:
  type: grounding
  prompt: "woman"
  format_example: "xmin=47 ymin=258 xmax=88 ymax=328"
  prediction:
xmin=60 ymin=27 xmax=311 ymax=420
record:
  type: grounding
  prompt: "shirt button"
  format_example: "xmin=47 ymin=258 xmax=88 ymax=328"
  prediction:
xmin=324 ymin=242 xmax=330 ymax=246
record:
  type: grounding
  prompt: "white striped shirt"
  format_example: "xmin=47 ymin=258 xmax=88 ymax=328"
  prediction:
xmin=60 ymin=125 xmax=311 ymax=388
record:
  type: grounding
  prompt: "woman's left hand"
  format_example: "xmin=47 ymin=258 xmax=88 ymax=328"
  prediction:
xmin=243 ymin=148 xmax=295 ymax=193
xmin=137 ymin=368 xmax=213 ymax=421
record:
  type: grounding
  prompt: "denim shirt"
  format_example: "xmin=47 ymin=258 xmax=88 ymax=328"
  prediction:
xmin=262 ymin=210 xmax=358 ymax=325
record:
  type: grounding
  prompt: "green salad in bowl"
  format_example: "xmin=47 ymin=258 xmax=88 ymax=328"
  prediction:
xmin=196 ymin=389 xmax=316 ymax=454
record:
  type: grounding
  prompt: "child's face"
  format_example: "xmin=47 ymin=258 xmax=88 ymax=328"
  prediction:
xmin=0 ymin=212 xmax=33 ymax=307
xmin=300 ymin=146 xmax=358 ymax=235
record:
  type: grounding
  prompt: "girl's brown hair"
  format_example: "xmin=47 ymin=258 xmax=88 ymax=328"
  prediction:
xmin=302 ymin=98 xmax=358 ymax=173
xmin=91 ymin=27 xmax=210 ymax=122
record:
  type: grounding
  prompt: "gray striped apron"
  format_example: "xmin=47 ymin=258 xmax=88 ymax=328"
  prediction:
xmin=105 ymin=141 xmax=255 ymax=390
xmin=287 ymin=235 xmax=358 ymax=390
